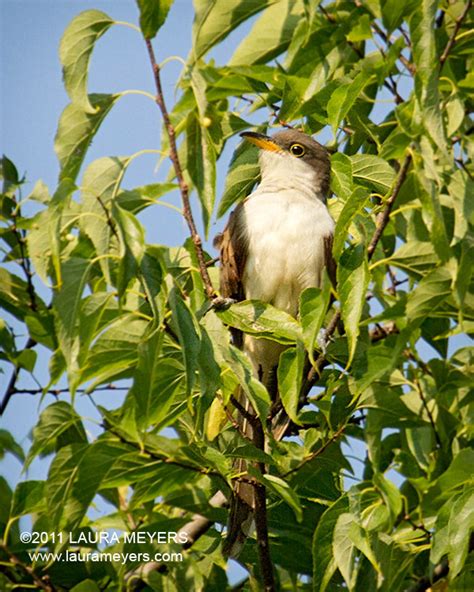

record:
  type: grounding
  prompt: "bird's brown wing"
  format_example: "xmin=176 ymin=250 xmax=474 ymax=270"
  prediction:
xmin=214 ymin=203 xmax=247 ymax=301
xmin=323 ymin=232 xmax=337 ymax=288
xmin=214 ymin=204 xmax=248 ymax=348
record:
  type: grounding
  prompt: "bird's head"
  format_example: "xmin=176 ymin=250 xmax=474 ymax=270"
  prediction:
xmin=240 ymin=129 xmax=330 ymax=201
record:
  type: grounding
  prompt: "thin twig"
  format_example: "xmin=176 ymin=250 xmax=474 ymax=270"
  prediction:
xmin=439 ymin=0 xmax=472 ymax=67
xmin=7 ymin=384 xmax=129 ymax=396
xmin=144 ymin=39 xmax=216 ymax=301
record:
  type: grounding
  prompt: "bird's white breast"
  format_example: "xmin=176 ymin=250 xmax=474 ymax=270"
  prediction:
xmin=241 ymin=188 xmax=334 ymax=316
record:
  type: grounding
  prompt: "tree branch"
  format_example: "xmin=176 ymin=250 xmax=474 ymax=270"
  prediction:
xmin=144 ymin=39 xmax=217 ymax=302
xmin=439 ymin=0 xmax=472 ymax=67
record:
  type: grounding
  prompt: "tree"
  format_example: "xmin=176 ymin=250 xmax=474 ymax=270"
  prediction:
xmin=1 ymin=0 xmax=473 ymax=590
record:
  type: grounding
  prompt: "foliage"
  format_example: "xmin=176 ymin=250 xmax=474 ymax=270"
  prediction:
xmin=1 ymin=0 xmax=473 ymax=591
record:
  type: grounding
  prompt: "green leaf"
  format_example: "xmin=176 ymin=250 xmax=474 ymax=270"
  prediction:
xmin=47 ymin=441 xmax=128 ymax=530
xmin=53 ymin=257 xmax=92 ymax=387
xmin=337 ymin=244 xmax=369 ymax=366
xmin=220 ymin=343 xmax=271 ymax=420
xmin=350 ymin=154 xmax=395 ymax=193
xmin=381 ymin=0 xmax=417 ymax=33
xmin=406 ymin=265 xmax=452 ymax=322
xmin=217 ymin=140 xmax=259 ymax=218
xmin=388 ymin=240 xmax=437 ymax=278
xmin=299 ymin=281 xmax=332 ymax=365
xmin=15 ymin=349 xmax=37 ymax=373
xmin=352 ymin=333 xmax=406 ymax=395
xmin=192 ymin=0 xmax=273 ymax=61
xmin=409 ymin=0 xmax=447 ymax=151
xmin=11 ymin=481 xmax=45 ymax=517
xmin=347 ymin=14 xmax=372 ymax=41
xmin=278 ymin=343 xmax=305 ymax=424
xmin=333 ymin=514 xmax=357 ymax=588
xmin=217 ymin=300 xmax=302 ymax=344
xmin=0 ymin=430 xmax=25 ymax=463
xmin=136 ymin=0 xmax=173 ymax=39
xmin=113 ymin=203 xmax=146 ymax=295
xmin=229 ymin=0 xmax=304 ymax=66
xmin=373 ymin=472 xmax=403 ymax=527
xmin=59 ymin=10 xmax=114 ymax=113
xmin=189 ymin=69 xmax=216 ymax=235
xmin=80 ymin=156 xmax=127 ymax=282
xmin=26 ymin=179 xmax=76 ymax=286
xmin=55 ymin=94 xmax=121 ymax=182
xmin=169 ymin=288 xmax=201 ymax=395
xmin=327 ymin=72 xmax=372 ymax=136
xmin=131 ymin=332 xmax=185 ymax=429
xmin=333 ymin=186 xmax=370 ymax=258
xmin=0 ymin=269 xmax=46 ymax=321
xmin=331 ymin=153 xmax=353 ymax=201
xmin=80 ymin=314 xmax=148 ymax=389
xmin=431 ymin=487 xmax=474 ymax=579
xmin=25 ymin=401 xmax=88 ymax=468
xmin=313 ymin=495 xmax=349 ymax=592
xmin=263 ymin=474 xmax=303 ymax=522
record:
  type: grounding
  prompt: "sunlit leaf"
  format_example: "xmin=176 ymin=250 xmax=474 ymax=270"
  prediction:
xmin=55 ymin=94 xmax=121 ymax=182
xmin=338 ymin=244 xmax=369 ymax=365
xmin=136 ymin=0 xmax=173 ymax=39
xmin=59 ymin=10 xmax=114 ymax=113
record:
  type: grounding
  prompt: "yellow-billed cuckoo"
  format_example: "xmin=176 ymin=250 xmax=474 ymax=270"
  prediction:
xmin=215 ymin=129 xmax=334 ymax=555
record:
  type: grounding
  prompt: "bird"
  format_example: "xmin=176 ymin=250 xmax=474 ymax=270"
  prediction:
xmin=215 ymin=129 xmax=335 ymax=556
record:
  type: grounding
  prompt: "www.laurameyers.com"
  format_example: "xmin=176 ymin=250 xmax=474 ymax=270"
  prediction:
xmin=19 ymin=530 xmax=186 ymax=565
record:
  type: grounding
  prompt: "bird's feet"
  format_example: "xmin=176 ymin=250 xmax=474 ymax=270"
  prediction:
xmin=212 ymin=296 xmax=237 ymax=311
xmin=317 ymin=328 xmax=330 ymax=354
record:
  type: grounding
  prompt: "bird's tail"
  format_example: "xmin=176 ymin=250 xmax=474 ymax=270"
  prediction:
xmin=224 ymin=337 xmax=286 ymax=556
xmin=223 ymin=385 xmax=256 ymax=557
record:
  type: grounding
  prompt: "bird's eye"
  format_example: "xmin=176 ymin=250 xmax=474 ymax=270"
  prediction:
xmin=290 ymin=143 xmax=305 ymax=157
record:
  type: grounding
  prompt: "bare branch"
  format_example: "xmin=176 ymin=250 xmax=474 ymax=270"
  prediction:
xmin=144 ymin=39 xmax=217 ymax=302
